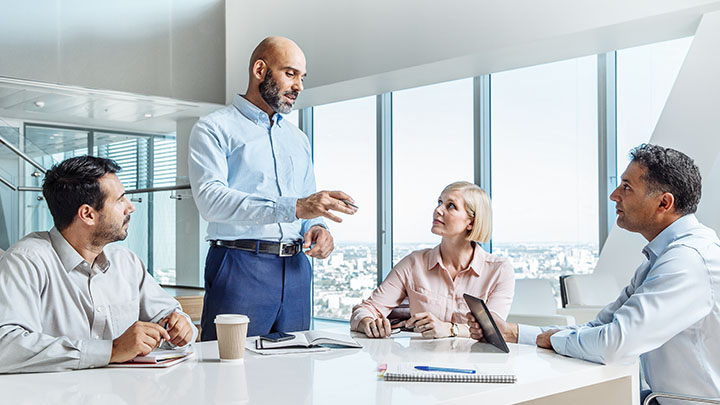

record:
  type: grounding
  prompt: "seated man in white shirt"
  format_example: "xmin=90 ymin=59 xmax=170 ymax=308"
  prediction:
xmin=469 ymin=144 xmax=720 ymax=404
xmin=0 ymin=156 xmax=197 ymax=373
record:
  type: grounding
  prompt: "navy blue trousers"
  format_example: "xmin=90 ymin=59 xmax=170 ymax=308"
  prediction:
xmin=200 ymin=245 xmax=312 ymax=341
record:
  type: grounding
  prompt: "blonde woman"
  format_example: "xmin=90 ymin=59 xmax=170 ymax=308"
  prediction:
xmin=351 ymin=181 xmax=515 ymax=338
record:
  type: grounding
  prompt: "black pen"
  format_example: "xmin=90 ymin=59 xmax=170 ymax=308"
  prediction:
xmin=341 ymin=199 xmax=359 ymax=209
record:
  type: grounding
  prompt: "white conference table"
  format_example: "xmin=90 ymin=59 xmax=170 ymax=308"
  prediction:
xmin=0 ymin=331 xmax=639 ymax=405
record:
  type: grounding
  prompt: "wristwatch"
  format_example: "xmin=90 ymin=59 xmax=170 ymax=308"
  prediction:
xmin=450 ymin=322 xmax=459 ymax=337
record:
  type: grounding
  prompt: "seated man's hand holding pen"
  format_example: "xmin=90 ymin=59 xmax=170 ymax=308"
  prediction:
xmin=110 ymin=321 xmax=171 ymax=363
xmin=161 ymin=312 xmax=194 ymax=347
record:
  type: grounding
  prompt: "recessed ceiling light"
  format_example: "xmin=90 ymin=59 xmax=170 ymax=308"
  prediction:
xmin=144 ymin=113 xmax=153 ymax=118
xmin=34 ymin=101 xmax=45 ymax=108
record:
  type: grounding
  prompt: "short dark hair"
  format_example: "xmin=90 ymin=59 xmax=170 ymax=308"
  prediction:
xmin=42 ymin=156 xmax=121 ymax=231
xmin=629 ymin=143 xmax=702 ymax=215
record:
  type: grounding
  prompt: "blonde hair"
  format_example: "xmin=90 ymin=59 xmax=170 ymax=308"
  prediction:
xmin=441 ymin=181 xmax=492 ymax=243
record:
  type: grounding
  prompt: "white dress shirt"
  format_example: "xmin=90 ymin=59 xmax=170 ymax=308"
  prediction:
xmin=519 ymin=215 xmax=720 ymax=402
xmin=0 ymin=228 xmax=197 ymax=373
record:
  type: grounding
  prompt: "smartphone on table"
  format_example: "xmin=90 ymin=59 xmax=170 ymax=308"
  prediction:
xmin=259 ymin=332 xmax=295 ymax=342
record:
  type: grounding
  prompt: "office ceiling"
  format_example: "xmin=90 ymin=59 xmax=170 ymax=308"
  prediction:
xmin=0 ymin=76 xmax=223 ymax=135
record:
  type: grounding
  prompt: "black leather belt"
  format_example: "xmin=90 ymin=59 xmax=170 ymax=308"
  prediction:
xmin=210 ymin=239 xmax=303 ymax=257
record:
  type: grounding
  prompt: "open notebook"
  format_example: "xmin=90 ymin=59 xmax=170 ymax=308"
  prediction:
xmin=255 ymin=330 xmax=361 ymax=350
xmin=382 ymin=363 xmax=516 ymax=383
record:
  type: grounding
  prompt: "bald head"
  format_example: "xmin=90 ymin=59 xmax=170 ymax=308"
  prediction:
xmin=245 ymin=36 xmax=307 ymax=116
xmin=249 ymin=36 xmax=304 ymax=74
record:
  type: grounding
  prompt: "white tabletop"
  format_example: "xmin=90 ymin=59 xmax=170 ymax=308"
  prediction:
xmin=0 ymin=331 xmax=638 ymax=405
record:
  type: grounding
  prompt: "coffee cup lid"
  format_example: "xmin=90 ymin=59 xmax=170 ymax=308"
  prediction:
xmin=214 ymin=314 xmax=250 ymax=324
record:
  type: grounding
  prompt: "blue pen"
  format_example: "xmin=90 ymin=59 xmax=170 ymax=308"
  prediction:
xmin=415 ymin=366 xmax=476 ymax=374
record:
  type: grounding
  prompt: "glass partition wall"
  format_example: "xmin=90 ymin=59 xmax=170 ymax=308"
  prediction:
xmin=15 ymin=124 xmax=183 ymax=286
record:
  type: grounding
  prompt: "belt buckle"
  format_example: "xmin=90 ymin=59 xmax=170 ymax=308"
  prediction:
xmin=278 ymin=242 xmax=295 ymax=257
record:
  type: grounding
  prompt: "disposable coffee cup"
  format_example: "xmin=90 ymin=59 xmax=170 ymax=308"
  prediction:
xmin=215 ymin=314 xmax=250 ymax=362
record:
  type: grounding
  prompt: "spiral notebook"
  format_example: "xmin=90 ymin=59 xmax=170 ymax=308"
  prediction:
xmin=382 ymin=363 xmax=516 ymax=384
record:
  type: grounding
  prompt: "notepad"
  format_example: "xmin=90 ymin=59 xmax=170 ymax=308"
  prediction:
xmin=382 ymin=363 xmax=516 ymax=383
xmin=107 ymin=348 xmax=194 ymax=368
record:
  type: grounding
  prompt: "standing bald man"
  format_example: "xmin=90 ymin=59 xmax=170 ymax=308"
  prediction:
xmin=189 ymin=37 xmax=357 ymax=340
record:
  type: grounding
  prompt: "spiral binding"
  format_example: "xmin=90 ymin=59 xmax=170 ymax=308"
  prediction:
xmin=384 ymin=372 xmax=516 ymax=383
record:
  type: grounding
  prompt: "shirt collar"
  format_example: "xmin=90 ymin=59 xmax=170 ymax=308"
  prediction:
xmin=428 ymin=243 xmax=483 ymax=276
xmin=642 ymin=214 xmax=699 ymax=260
xmin=233 ymin=94 xmax=283 ymax=127
xmin=49 ymin=227 xmax=111 ymax=274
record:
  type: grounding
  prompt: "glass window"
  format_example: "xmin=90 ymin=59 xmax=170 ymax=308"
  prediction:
xmin=491 ymin=56 xmax=599 ymax=299
xmin=616 ymin=37 xmax=693 ymax=173
xmin=284 ymin=110 xmax=299 ymax=126
xmin=312 ymin=97 xmax=376 ymax=320
xmin=392 ymin=79 xmax=474 ymax=263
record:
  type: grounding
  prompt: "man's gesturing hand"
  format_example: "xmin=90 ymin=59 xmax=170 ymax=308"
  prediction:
xmin=296 ymin=190 xmax=358 ymax=223
xmin=110 ymin=321 xmax=171 ymax=363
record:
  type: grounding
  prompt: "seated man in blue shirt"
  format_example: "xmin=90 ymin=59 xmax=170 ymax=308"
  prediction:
xmin=0 ymin=156 xmax=197 ymax=373
xmin=469 ymin=144 xmax=720 ymax=403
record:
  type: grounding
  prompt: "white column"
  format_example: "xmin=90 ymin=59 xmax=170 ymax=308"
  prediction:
xmin=175 ymin=117 xmax=206 ymax=287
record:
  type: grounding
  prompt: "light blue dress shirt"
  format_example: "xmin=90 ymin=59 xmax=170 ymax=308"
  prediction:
xmin=519 ymin=214 xmax=720 ymax=400
xmin=188 ymin=95 xmax=325 ymax=242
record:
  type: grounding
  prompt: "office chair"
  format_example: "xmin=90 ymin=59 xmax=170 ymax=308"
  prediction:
xmin=644 ymin=392 xmax=720 ymax=404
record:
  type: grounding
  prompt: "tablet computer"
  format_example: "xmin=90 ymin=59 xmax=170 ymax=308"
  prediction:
xmin=463 ymin=293 xmax=510 ymax=353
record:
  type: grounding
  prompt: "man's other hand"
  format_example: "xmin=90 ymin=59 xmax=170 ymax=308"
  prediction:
xmin=110 ymin=321 xmax=171 ymax=363
xmin=296 ymin=190 xmax=358 ymax=222
xmin=303 ymin=226 xmax=334 ymax=259
xmin=536 ymin=329 xmax=560 ymax=349
xmin=161 ymin=312 xmax=194 ymax=347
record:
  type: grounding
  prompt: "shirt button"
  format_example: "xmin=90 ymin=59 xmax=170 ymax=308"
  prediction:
xmin=96 ymin=307 xmax=102 ymax=312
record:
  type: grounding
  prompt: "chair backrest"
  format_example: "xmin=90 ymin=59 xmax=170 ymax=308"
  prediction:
xmin=175 ymin=295 xmax=203 ymax=322
xmin=561 ymin=273 xmax=621 ymax=307
xmin=509 ymin=278 xmax=559 ymax=315
xmin=175 ymin=295 xmax=204 ymax=341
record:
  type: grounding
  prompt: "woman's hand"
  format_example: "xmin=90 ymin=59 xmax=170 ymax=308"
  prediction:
xmin=406 ymin=312 xmax=451 ymax=338
xmin=358 ymin=316 xmax=392 ymax=338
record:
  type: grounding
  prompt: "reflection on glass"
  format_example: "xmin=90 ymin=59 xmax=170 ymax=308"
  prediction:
xmin=616 ymin=36 xmax=693 ymax=173
xmin=491 ymin=56 xmax=599 ymax=300
xmin=392 ymin=78 xmax=474 ymax=263
xmin=312 ymin=96 xmax=376 ymax=320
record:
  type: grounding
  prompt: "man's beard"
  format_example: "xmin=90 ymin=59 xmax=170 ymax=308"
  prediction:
xmin=259 ymin=68 xmax=297 ymax=114
xmin=91 ymin=214 xmax=130 ymax=247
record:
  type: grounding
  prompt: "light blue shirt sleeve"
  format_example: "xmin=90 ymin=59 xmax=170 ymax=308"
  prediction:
xmin=549 ymin=246 xmax=713 ymax=364
xmin=188 ymin=120 xmax=298 ymax=226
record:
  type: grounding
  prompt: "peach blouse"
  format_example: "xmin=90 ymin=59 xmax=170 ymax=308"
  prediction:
xmin=350 ymin=244 xmax=515 ymax=330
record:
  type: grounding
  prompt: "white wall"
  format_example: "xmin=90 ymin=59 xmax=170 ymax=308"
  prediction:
xmin=226 ymin=0 xmax=720 ymax=107
xmin=0 ymin=0 xmax=226 ymax=104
